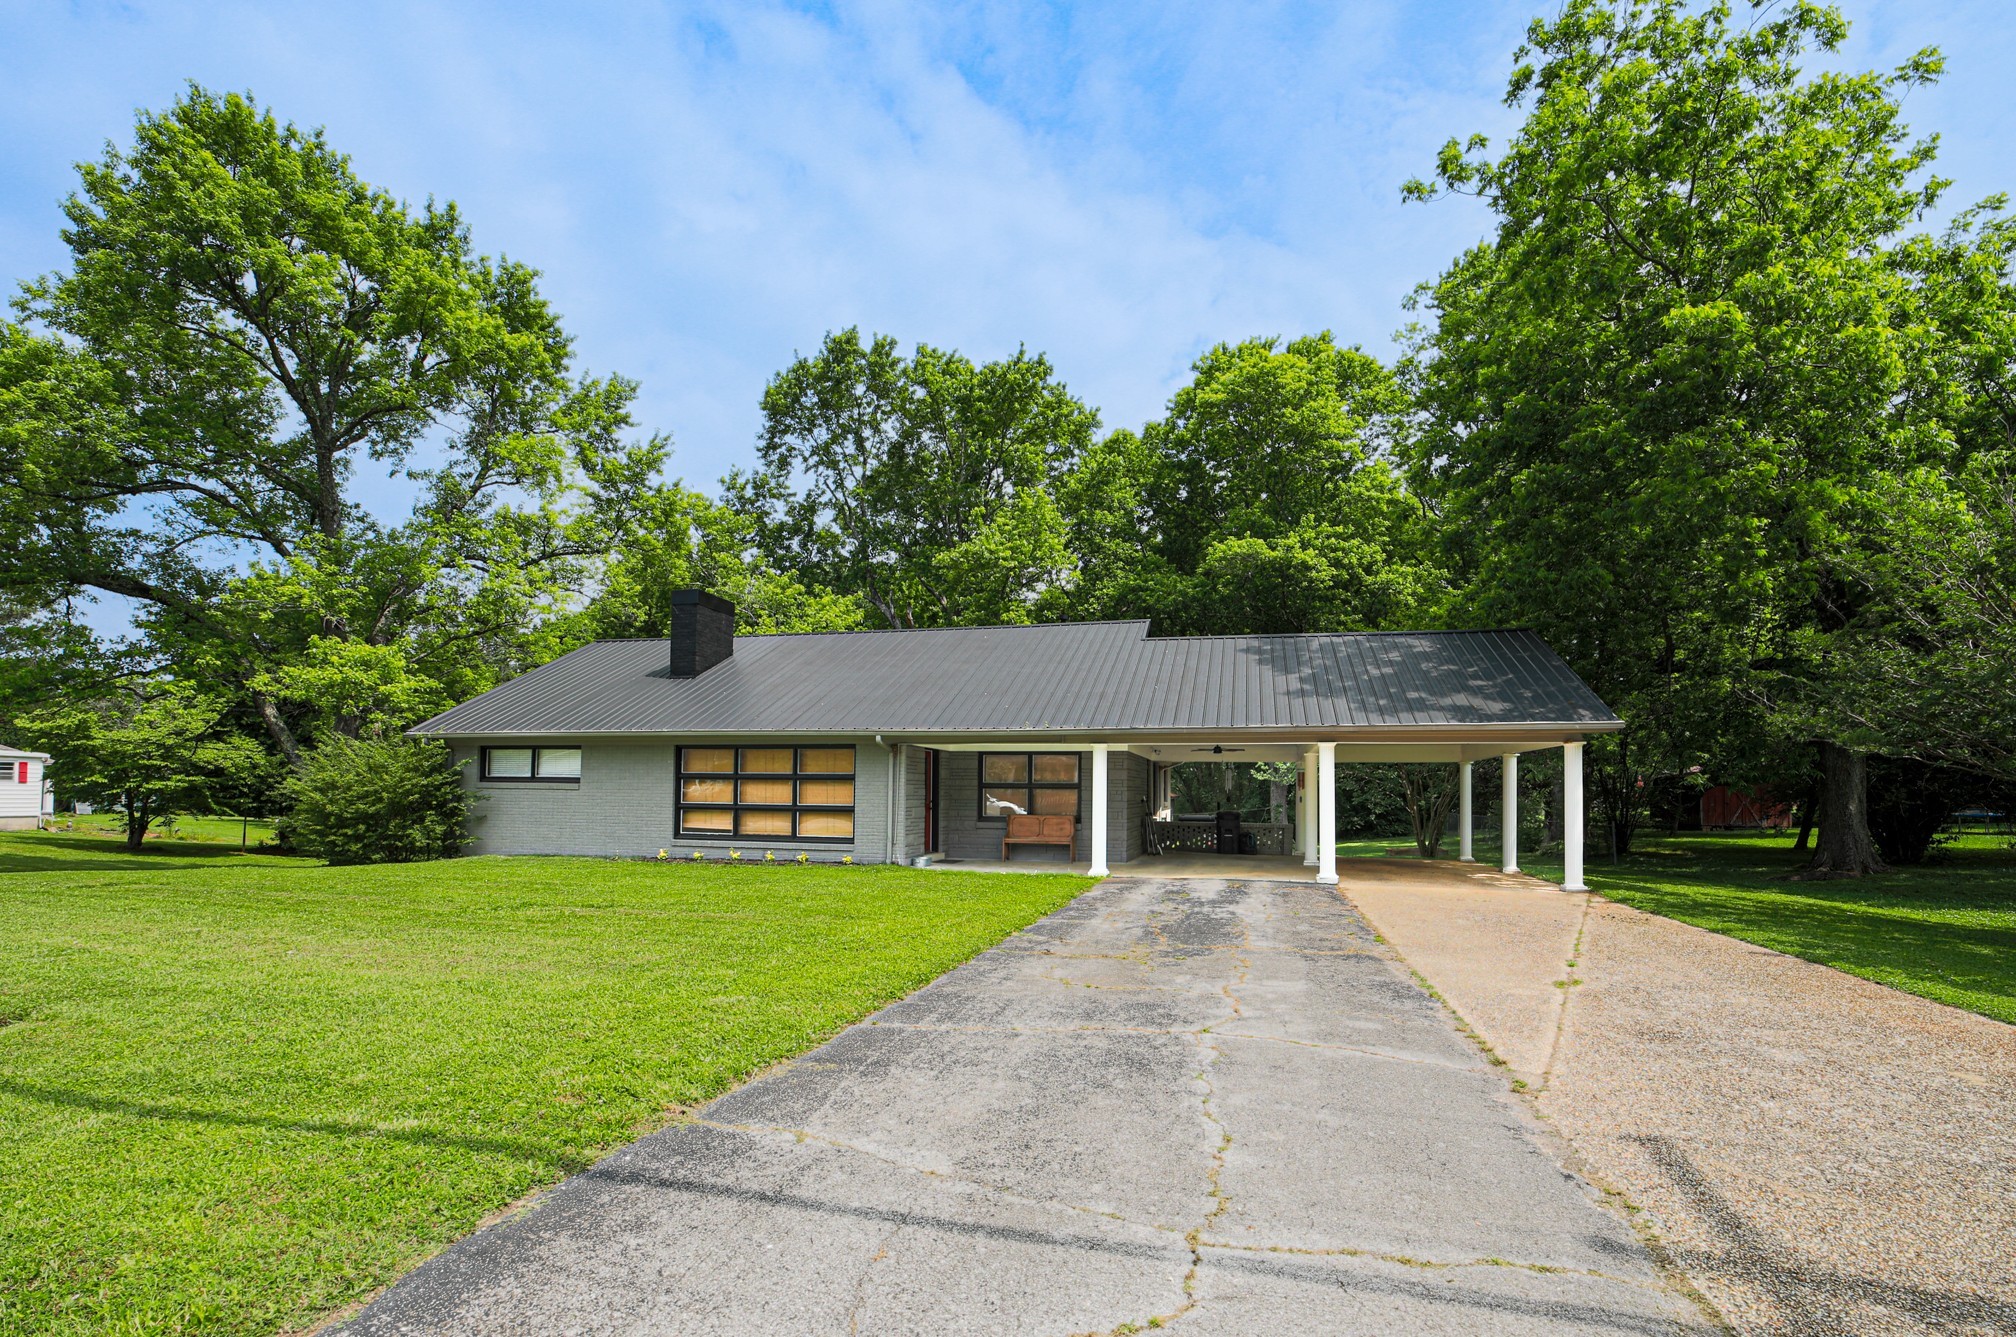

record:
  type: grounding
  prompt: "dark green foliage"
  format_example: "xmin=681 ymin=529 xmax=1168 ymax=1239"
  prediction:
xmin=1334 ymin=765 xmax=1413 ymax=836
xmin=283 ymin=736 xmax=478 ymax=864
xmin=1064 ymin=334 xmax=1446 ymax=634
xmin=1866 ymin=758 xmax=2011 ymax=866
xmin=1168 ymin=761 xmax=1296 ymax=823
xmin=1400 ymin=0 xmax=1992 ymax=872
xmin=1399 ymin=764 xmax=1461 ymax=858
xmin=728 ymin=329 xmax=1096 ymax=628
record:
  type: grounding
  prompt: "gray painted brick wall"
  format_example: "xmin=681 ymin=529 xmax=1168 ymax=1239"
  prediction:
xmin=896 ymin=745 xmax=931 ymax=865
xmin=934 ymin=749 xmax=1147 ymax=865
xmin=453 ymin=737 xmax=895 ymax=863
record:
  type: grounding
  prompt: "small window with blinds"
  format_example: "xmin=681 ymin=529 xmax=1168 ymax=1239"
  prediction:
xmin=677 ymin=745 xmax=856 ymax=841
xmin=482 ymin=746 xmax=583 ymax=783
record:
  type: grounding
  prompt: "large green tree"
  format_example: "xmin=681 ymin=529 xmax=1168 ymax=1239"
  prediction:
xmin=577 ymin=483 xmax=864 ymax=639
xmin=1067 ymin=333 xmax=1446 ymax=634
xmin=1403 ymin=0 xmax=1966 ymax=873
xmin=1822 ymin=452 xmax=2016 ymax=779
xmin=0 ymin=86 xmax=661 ymax=764
xmin=727 ymin=329 xmax=1097 ymax=628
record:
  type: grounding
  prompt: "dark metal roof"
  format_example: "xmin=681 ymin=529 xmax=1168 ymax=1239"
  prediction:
xmin=413 ymin=621 xmax=1620 ymax=738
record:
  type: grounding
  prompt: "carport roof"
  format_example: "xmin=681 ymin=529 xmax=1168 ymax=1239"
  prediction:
xmin=413 ymin=621 xmax=1620 ymax=738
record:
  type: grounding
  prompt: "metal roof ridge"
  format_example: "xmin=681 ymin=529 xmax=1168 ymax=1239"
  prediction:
xmin=1141 ymin=627 xmax=1541 ymax=642
xmin=737 ymin=618 xmax=1155 ymax=640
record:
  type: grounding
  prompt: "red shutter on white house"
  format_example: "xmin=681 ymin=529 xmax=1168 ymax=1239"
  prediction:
xmin=14 ymin=762 xmax=25 ymax=783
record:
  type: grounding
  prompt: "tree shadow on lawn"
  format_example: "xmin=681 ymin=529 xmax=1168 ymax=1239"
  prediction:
xmin=0 ymin=831 xmax=296 ymax=873
xmin=1599 ymin=861 xmax=2016 ymax=1021
xmin=0 ymin=1077 xmax=569 ymax=1166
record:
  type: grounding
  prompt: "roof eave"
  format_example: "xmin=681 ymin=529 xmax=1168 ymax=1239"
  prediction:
xmin=411 ymin=719 xmax=1623 ymax=743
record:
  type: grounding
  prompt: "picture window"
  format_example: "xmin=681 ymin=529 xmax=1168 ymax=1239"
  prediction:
xmin=677 ymin=745 xmax=856 ymax=841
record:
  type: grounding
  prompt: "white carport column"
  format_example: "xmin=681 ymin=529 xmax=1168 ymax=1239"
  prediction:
xmin=1088 ymin=744 xmax=1111 ymax=877
xmin=1302 ymin=747 xmax=1319 ymax=867
xmin=1500 ymin=752 xmax=1520 ymax=874
xmin=1316 ymin=742 xmax=1338 ymax=884
xmin=1562 ymin=741 xmax=1587 ymax=891
xmin=1458 ymin=761 xmax=1475 ymax=862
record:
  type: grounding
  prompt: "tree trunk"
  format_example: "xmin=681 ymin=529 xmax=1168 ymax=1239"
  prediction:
xmin=1402 ymin=765 xmax=1459 ymax=859
xmin=253 ymin=690 xmax=305 ymax=768
xmin=1594 ymin=734 xmax=1638 ymax=858
xmin=1792 ymin=777 xmax=1819 ymax=853
xmin=124 ymin=792 xmax=149 ymax=851
xmin=1798 ymin=742 xmax=1887 ymax=879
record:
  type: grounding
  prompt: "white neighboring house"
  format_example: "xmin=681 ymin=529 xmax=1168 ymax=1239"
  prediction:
xmin=0 ymin=744 xmax=53 ymax=831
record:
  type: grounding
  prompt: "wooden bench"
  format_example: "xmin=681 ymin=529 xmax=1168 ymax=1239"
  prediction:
xmin=1002 ymin=813 xmax=1076 ymax=862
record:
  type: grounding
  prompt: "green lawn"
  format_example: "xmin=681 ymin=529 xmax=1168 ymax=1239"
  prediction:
xmin=1340 ymin=828 xmax=2016 ymax=1024
xmin=0 ymin=835 xmax=1091 ymax=1336
xmin=1585 ymin=831 xmax=2016 ymax=1025
xmin=40 ymin=813 xmax=280 ymax=849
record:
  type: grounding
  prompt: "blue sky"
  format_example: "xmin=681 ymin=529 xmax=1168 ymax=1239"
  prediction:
xmin=6 ymin=0 xmax=2015 ymax=502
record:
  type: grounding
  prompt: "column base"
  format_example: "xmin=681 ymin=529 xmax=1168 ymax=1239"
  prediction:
xmin=1315 ymin=872 xmax=1339 ymax=885
xmin=1562 ymin=880 xmax=1588 ymax=892
xmin=1501 ymin=865 xmax=1519 ymax=875
xmin=1458 ymin=855 xmax=1477 ymax=863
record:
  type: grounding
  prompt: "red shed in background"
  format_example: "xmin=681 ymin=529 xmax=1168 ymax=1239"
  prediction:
xmin=1700 ymin=786 xmax=1792 ymax=830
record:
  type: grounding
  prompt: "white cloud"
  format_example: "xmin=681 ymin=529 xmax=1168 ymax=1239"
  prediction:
xmin=4 ymin=0 xmax=2011 ymax=509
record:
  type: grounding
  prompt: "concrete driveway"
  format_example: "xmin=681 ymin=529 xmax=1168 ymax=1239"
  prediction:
xmin=337 ymin=877 xmax=1711 ymax=1336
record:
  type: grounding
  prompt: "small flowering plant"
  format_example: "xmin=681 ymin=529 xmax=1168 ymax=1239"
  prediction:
xmin=691 ymin=848 xmax=705 ymax=860
xmin=795 ymin=852 xmax=810 ymax=865
xmin=764 ymin=850 xmax=776 ymax=863
xmin=841 ymin=854 xmax=854 ymax=864
xmin=657 ymin=849 xmax=669 ymax=862
xmin=728 ymin=848 xmax=742 ymax=861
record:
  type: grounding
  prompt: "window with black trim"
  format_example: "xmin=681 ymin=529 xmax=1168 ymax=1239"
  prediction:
xmin=677 ymin=745 xmax=856 ymax=841
xmin=482 ymin=746 xmax=583 ymax=783
xmin=978 ymin=752 xmax=1080 ymax=820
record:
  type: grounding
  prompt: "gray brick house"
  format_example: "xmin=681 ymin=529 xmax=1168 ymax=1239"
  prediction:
xmin=411 ymin=591 xmax=1620 ymax=888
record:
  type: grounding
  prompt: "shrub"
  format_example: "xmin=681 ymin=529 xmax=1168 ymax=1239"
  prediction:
xmin=285 ymin=736 xmax=479 ymax=865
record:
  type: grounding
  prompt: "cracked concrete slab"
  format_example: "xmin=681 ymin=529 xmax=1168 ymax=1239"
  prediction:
xmin=1171 ymin=1249 xmax=1698 ymax=1336
xmin=1204 ymin=1036 xmax=1653 ymax=1274
xmin=336 ymin=877 xmax=1712 ymax=1336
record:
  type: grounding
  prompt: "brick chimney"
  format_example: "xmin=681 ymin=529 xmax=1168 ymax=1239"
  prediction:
xmin=668 ymin=589 xmax=735 ymax=677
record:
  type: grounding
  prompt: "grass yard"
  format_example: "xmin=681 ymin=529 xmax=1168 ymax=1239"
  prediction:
xmin=0 ymin=833 xmax=1091 ymax=1336
xmin=1587 ymin=831 xmax=2016 ymax=1025
xmin=1340 ymin=828 xmax=2016 ymax=1024
xmin=40 ymin=813 xmax=280 ymax=849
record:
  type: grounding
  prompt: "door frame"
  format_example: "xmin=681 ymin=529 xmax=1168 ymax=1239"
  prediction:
xmin=923 ymin=748 xmax=940 ymax=854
